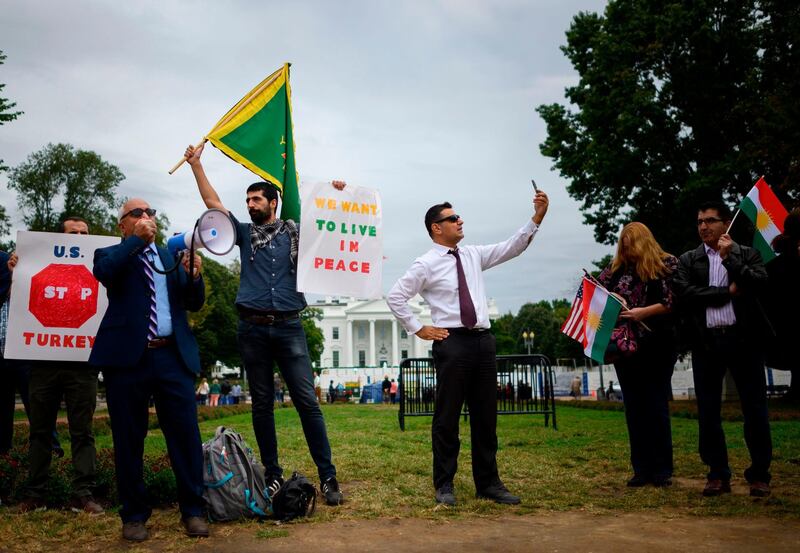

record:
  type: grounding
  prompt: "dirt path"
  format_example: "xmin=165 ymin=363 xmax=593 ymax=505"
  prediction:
xmin=184 ymin=512 xmax=800 ymax=553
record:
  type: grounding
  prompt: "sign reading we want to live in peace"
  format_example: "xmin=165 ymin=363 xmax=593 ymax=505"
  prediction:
xmin=297 ymin=182 xmax=382 ymax=299
xmin=4 ymin=231 xmax=118 ymax=362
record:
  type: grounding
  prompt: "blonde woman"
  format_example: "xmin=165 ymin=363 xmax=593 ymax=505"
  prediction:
xmin=597 ymin=222 xmax=678 ymax=488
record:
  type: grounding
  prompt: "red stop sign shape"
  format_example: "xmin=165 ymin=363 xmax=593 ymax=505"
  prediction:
xmin=28 ymin=264 xmax=100 ymax=328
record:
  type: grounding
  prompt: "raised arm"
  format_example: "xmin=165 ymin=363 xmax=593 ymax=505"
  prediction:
xmin=185 ymin=142 xmax=228 ymax=213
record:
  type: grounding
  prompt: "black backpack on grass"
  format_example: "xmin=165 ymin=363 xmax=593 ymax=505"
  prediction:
xmin=271 ymin=471 xmax=317 ymax=521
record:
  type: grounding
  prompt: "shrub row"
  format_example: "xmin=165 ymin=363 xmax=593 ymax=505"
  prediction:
xmin=566 ymin=398 xmax=800 ymax=422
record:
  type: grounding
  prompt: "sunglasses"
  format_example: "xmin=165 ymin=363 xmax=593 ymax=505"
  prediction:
xmin=435 ymin=214 xmax=461 ymax=224
xmin=697 ymin=217 xmax=723 ymax=226
xmin=120 ymin=207 xmax=157 ymax=221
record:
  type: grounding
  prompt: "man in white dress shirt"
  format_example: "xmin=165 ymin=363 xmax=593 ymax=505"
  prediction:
xmin=387 ymin=191 xmax=549 ymax=506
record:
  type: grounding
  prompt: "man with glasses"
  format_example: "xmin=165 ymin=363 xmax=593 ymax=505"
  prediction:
xmin=9 ymin=216 xmax=101 ymax=513
xmin=89 ymin=199 xmax=208 ymax=541
xmin=675 ymin=201 xmax=773 ymax=498
xmin=387 ymin=191 xmax=549 ymax=506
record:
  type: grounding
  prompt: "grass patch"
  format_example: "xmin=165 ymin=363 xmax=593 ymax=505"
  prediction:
xmin=255 ymin=527 xmax=290 ymax=539
xmin=1 ymin=403 xmax=798 ymax=552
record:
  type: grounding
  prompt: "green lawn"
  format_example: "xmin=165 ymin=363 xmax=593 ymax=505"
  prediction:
xmin=2 ymin=402 xmax=799 ymax=552
xmin=89 ymin=402 xmax=800 ymax=518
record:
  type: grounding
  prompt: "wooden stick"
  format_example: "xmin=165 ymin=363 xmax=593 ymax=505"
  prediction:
xmin=725 ymin=209 xmax=741 ymax=235
xmin=581 ymin=269 xmax=652 ymax=332
xmin=168 ymin=138 xmax=206 ymax=175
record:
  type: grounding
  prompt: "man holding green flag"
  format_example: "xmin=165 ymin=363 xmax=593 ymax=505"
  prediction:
xmin=184 ymin=143 xmax=344 ymax=506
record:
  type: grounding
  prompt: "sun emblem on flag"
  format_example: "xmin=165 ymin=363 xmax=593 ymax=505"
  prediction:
xmin=586 ymin=311 xmax=601 ymax=331
xmin=756 ymin=209 xmax=772 ymax=231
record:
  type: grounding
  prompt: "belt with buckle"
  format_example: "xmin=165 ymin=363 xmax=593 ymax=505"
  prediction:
xmin=707 ymin=326 xmax=735 ymax=337
xmin=445 ymin=327 xmax=489 ymax=335
xmin=239 ymin=309 xmax=300 ymax=325
xmin=147 ymin=337 xmax=174 ymax=349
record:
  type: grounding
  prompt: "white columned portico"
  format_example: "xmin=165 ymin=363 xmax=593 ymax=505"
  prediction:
xmin=346 ymin=319 xmax=354 ymax=366
xmin=369 ymin=319 xmax=377 ymax=366
xmin=391 ymin=319 xmax=399 ymax=365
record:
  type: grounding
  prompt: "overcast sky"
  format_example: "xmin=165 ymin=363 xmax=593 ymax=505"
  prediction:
xmin=0 ymin=0 xmax=612 ymax=315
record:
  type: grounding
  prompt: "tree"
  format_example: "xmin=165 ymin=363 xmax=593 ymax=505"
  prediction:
xmin=302 ymin=307 xmax=325 ymax=365
xmin=8 ymin=143 xmax=124 ymax=234
xmin=190 ymin=255 xmax=240 ymax=374
xmin=537 ymin=0 xmax=800 ymax=255
xmin=0 ymin=50 xmax=23 ymax=173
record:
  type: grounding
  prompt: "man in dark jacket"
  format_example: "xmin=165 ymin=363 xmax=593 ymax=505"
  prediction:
xmin=675 ymin=201 xmax=772 ymax=498
xmin=89 ymin=198 xmax=208 ymax=541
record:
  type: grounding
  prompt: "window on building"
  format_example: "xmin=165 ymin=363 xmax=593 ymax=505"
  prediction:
xmin=358 ymin=325 xmax=365 ymax=340
xmin=428 ymin=349 xmax=432 ymax=357
xmin=401 ymin=349 xmax=408 ymax=360
xmin=332 ymin=351 xmax=340 ymax=368
xmin=332 ymin=326 xmax=339 ymax=340
xmin=400 ymin=329 xmax=408 ymax=339
xmin=358 ymin=350 xmax=366 ymax=367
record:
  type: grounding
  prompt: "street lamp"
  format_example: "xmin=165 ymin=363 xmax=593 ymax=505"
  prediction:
xmin=522 ymin=330 xmax=535 ymax=355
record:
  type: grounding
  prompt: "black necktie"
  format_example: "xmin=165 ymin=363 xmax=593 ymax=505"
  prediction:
xmin=448 ymin=248 xmax=477 ymax=328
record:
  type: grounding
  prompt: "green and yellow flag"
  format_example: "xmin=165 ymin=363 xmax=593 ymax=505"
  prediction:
xmin=206 ymin=63 xmax=300 ymax=222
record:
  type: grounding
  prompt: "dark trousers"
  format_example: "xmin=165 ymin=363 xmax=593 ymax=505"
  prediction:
xmin=614 ymin=345 xmax=675 ymax=480
xmin=238 ymin=317 xmax=336 ymax=481
xmin=25 ymin=363 xmax=97 ymax=498
xmin=691 ymin=329 xmax=772 ymax=483
xmin=0 ymin=358 xmax=30 ymax=453
xmin=104 ymin=346 xmax=205 ymax=522
xmin=431 ymin=330 xmax=499 ymax=491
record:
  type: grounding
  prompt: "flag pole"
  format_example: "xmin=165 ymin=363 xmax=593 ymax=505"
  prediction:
xmin=581 ymin=269 xmax=652 ymax=332
xmin=168 ymin=138 xmax=206 ymax=175
xmin=725 ymin=209 xmax=741 ymax=235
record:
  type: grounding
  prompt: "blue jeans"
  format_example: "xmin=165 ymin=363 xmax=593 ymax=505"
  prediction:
xmin=238 ymin=317 xmax=336 ymax=481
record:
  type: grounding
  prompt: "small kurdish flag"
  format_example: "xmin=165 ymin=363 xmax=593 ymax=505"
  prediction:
xmin=738 ymin=177 xmax=789 ymax=262
xmin=206 ymin=63 xmax=301 ymax=222
xmin=561 ymin=277 xmax=622 ymax=363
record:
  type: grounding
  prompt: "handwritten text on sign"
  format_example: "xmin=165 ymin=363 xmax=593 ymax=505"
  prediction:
xmin=297 ymin=183 xmax=382 ymax=298
xmin=4 ymin=231 xmax=118 ymax=361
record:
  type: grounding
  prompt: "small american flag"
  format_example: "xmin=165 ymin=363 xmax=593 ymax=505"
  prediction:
xmin=561 ymin=279 xmax=585 ymax=342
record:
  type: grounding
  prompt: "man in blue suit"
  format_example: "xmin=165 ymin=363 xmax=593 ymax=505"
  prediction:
xmin=89 ymin=198 xmax=207 ymax=541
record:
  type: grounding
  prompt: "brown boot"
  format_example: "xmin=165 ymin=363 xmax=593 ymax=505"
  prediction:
xmin=182 ymin=516 xmax=209 ymax=538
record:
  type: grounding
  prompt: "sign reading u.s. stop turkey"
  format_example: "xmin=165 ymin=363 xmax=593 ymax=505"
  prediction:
xmin=4 ymin=231 xmax=118 ymax=362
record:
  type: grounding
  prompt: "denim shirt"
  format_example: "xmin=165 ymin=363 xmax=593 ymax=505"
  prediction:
xmin=232 ymin=214 xmax=307 ymax=312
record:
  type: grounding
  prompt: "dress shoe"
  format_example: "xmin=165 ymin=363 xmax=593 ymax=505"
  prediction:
xmin=71 ymin=495 xmax=104 ymax=515
xmin=122 ymin=521 xmax=148 ymax=542
xmin=12 ymin=496 xmax=46 ymax=513
xmin=182 ymin=516 xmax=210 ymax=538
xmin=749 ymin=481 xmax=771 ymax=497
xmin=626 ymin=475 xmax=649 ymax=487
xmin=476 ymin=482 xmax=521 ymax=505
xmin=435 ymin=483 xmax=456 ymax=506
xmin=652 ymin=476 xmax=673 ymax=488
xmin=702 ymin=479 xmax=731 ymax=497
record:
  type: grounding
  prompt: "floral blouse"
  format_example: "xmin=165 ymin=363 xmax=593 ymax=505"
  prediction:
xmin=597 ymin=255 xmax=679 ymax=339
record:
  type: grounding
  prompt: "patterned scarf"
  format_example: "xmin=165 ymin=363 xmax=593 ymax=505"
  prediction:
xmin=249 ymin=219 xmax=299 ymax=268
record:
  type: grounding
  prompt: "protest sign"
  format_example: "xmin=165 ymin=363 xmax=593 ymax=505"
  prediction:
xmin=297 ymin=182 xmax=382 ymax=299
xmin=3 ymin=231 xmax=118 ymax=361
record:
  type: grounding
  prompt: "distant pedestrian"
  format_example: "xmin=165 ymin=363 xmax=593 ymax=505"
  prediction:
xmin=390 ymin=379 xmax=398 ymax=404
xmin=209 ymin=379 xmax=221 ymax=407
xmin=570 ymin=376 xmax=582 ymax=400
xmin=231 ymin=381 xmax=242 ymax=405
xmin=196 ymin=378 xmax=209 ymax=406
xmin=382 ymin=376 xmax=391 ymax=404
xmin=274 ymin=373 xmax=283 ymax=403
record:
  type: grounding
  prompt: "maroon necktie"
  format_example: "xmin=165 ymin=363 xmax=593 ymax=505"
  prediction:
xmin=448 ymin=248 xmax=477 ymax=328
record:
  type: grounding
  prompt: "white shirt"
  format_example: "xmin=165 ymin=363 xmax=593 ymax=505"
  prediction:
xmin=704 ymin=244 xmax=737 ymax=327
xmin=387 ymin=220 xmax=538 ymax=334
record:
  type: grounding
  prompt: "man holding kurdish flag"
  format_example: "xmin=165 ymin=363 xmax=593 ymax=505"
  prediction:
xmin=675 ymin=196 xmax=779 ymax=499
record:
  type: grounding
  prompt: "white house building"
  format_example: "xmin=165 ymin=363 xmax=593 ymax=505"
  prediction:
xmin=310 ymin=295 xmax=500 ymax=370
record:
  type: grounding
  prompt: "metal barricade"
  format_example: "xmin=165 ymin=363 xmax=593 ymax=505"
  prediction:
xmin=398 ymin=354 xmax=556 ymax=430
